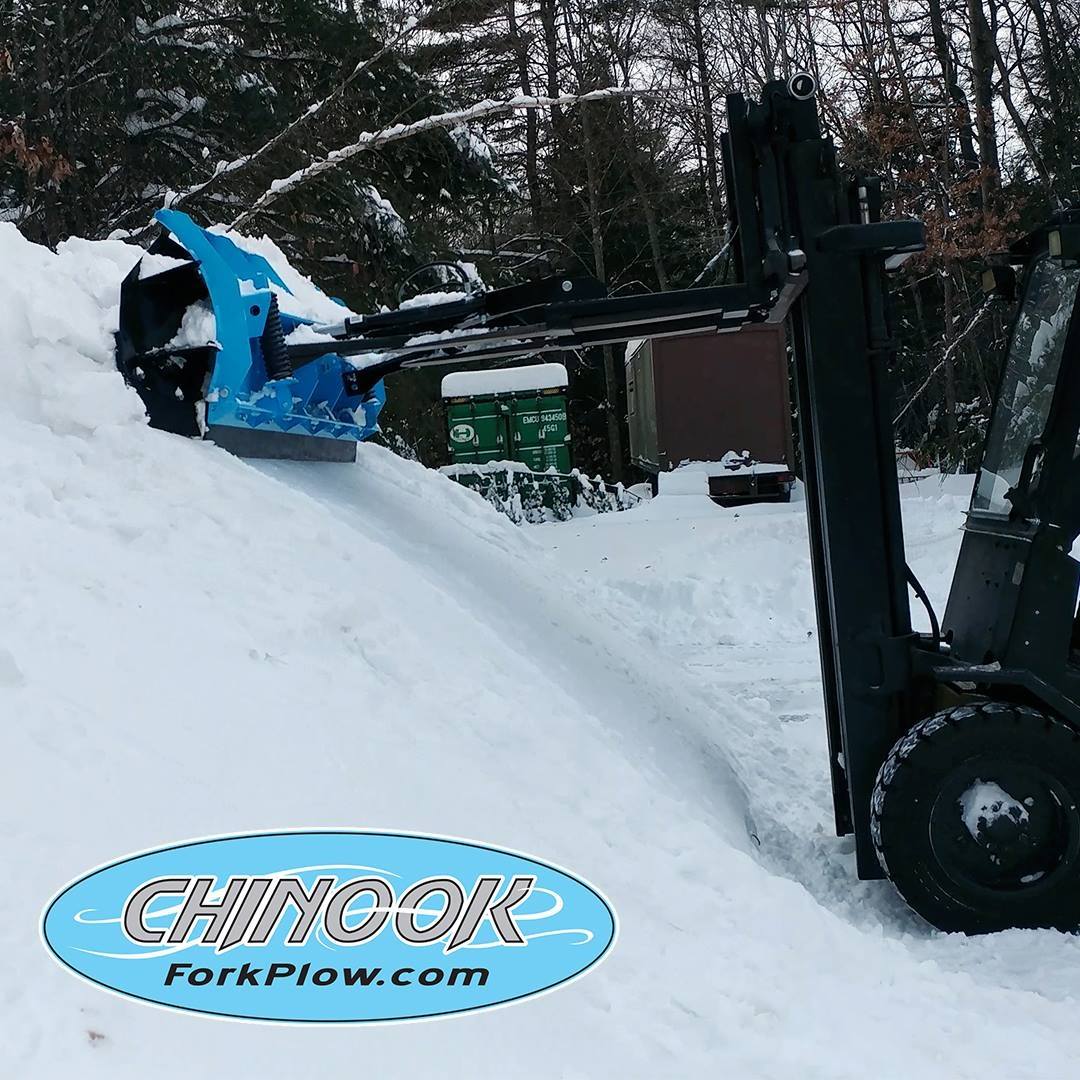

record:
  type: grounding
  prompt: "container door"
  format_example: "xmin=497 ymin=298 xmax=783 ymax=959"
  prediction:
xmin=446 ymin=397 xmax=508 ymax=464
xmin=510 ymin=390 xmax=571 ymax=471
xmin=627 ymin=341 xmax=659 ymax=471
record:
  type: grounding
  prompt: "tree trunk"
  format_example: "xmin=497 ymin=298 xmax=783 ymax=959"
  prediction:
xmin=927 ymin=0 xmax=980 ymax=174
xmin=690 ymin=0 xmax=722 ymax=249
xmin=31 ymin=9 xmax=58 ymax=244
xmin=507 ymin=0 xmax=543 ymax=233
xmin=942 ymin=270 xmax=958 ymax=461
xmin=966 ymin=0 xmax=1001 ymax=208
xmin=580 ymin=104 xmax=625 ymax=480
xmin=538 ymin=0 xmax=571 ymax=239
xmin=623 ymin=98 xmax=669 ymax=290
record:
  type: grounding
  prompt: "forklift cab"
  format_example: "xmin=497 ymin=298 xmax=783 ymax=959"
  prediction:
xmin=873 ymin=218 xmax=1080 ymax=933
xmin=945 ymin=220 xmax=1080 ymax=697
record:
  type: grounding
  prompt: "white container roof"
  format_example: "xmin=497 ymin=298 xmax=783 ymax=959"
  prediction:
xmin=441 ymin=362 xmax=568 ymax=398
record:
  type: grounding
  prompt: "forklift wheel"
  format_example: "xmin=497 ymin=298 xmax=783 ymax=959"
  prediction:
xmin=871 ymin=702 xmax=1080 ymax=933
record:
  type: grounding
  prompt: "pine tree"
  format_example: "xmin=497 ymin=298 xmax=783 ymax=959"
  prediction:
xmin=1 ymin=0 xmax=508 ymax=311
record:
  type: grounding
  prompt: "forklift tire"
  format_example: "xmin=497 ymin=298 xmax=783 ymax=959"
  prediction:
xmin=871 ymin=702 xmax=1080 ymax=933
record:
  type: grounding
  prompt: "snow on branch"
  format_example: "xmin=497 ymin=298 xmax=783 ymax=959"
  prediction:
xmin=231 ymin=87 xmax=643 ymax=229
xmin=893 ymin=300 xmax=992 ymax=425
xmin=690 ymin=225 xmax=736 ymax=287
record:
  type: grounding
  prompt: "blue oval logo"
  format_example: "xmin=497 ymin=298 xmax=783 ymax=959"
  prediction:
xmin=41 ymin=831 xmax=616 ymax=1023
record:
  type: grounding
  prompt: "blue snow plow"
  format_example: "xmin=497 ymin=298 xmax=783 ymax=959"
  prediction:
xmin=117 ymin=209 xmax=761 ymax=463
xmin=115 ymin=209 xmax=385 ymax=461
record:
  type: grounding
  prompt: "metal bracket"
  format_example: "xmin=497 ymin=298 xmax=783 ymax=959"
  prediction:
xmin=868 ymin=632 xmax=918 ymax=694
xmin=817 ymin=221 xmax=925 ymax=255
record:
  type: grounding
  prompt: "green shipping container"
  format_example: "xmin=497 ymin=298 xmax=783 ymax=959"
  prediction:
xmin=441 ymin=363 xmax=571 ymax=472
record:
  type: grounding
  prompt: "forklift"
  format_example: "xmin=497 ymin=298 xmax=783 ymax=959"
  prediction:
xmin=119 ymin=75 xmax=1080 ymax=932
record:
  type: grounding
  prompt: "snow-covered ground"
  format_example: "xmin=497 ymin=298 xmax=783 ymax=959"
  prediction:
xmin=5 ymin=223 xmax=1080 ymax=1079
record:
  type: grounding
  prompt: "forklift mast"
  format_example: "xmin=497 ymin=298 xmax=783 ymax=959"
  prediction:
xmin=722 ymin=82 xmax=926 ymax=876
xmin=730 ymin=79 xmax=933 ymax=872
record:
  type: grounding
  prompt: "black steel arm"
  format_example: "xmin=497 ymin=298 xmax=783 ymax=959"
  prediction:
xmin=322 ymin=273 xmax=610 ymax=343
xmin=287 ymin=282 xmax=769 ymax=361
xmin=288 ymin=280 xmax=776 ymax=394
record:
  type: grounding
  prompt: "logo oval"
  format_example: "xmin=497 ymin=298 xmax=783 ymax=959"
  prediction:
xmin=41 ymin=831 xmax=616 ymax=1023
xmin=449 ymin=423 xmax=475 ymax=443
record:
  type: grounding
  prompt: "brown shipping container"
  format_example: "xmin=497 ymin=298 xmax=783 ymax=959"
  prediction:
xmin=625 ymin=324 xmax=795 ymax=499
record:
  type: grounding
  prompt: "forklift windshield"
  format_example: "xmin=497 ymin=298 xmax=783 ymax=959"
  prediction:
xmin=973 ymin=256 xmax=1080 ymax=516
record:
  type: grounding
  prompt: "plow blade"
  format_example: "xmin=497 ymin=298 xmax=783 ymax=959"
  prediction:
xmin=115 ymin=209 xmax=384 ymax=461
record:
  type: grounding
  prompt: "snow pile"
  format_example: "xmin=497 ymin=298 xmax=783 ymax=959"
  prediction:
xmin=657 ymin=458 xmax=791 ymax=496
xmin=2 ymin=224 xmax=750 ymax=1077
xmin=398 ymin=289 xmax=469 ymax=310
xmin=136 ymin=251 xmax=188 ymax=279
xmin=0 ymin=224 xmax=147 ymax=434
xmin=716 ymin=449 xmax=791 ymax=476
xmin=166 ymin=300 xmax=217 ymax=349
xmin=4 ymin=223 xmax=1080 ymax=1079
xmin=207 ymin=224 xmax=354 ymax=324
xmin=283 ymin=322 xmax=338 ymax=346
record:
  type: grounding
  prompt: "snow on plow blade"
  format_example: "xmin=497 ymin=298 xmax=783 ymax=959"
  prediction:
xmin=115 ymin=209 xmax=384 ymax=461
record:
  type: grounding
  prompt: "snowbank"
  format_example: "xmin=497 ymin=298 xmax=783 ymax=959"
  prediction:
xmin=2 ymin=224 xmax=752 ymax=1078
xmin=0 ymin=224 xmax=147 ymax=433
xmin=4 ymin=221 xmax=1080 ymax=1080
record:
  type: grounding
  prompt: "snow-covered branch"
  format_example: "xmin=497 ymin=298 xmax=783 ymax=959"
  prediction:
xmin=690 ymin=225 xmax=736 ymax=287
xmin=231 ymin=87 xmax=644 ymax=229
xmin=893 ymin=301 xmax=993 ymax=425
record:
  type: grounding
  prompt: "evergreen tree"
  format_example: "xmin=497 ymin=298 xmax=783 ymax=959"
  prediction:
xmin=1 ymin=0 xmax=507 ymax=310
